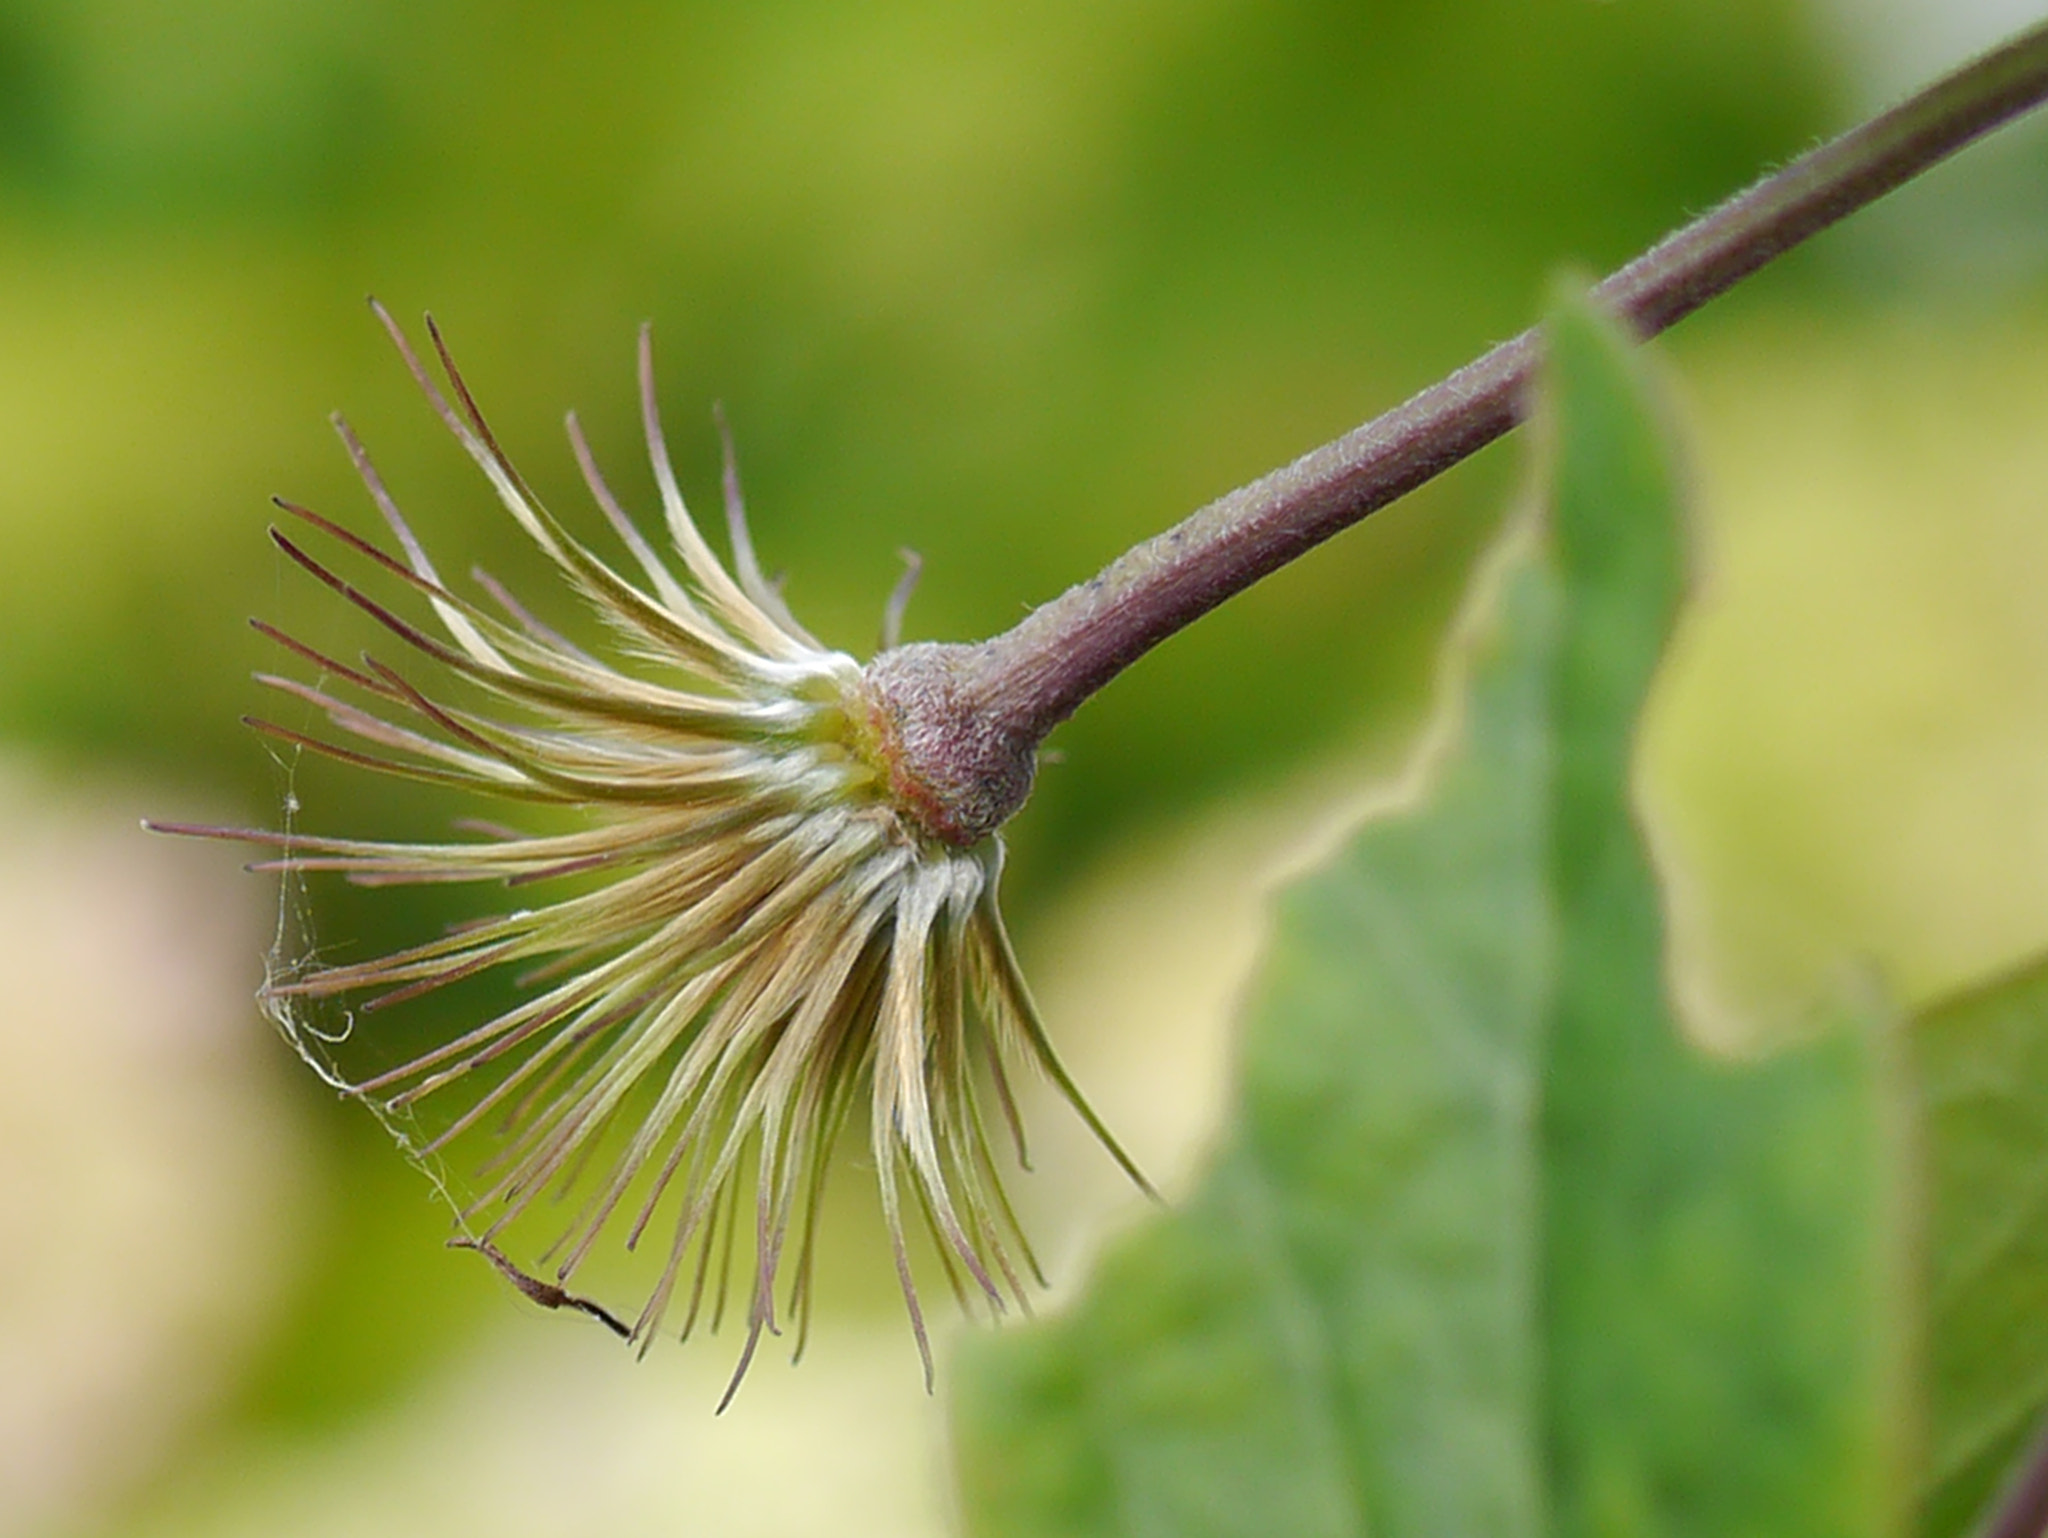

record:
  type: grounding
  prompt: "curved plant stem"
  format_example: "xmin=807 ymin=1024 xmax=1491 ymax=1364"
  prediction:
xmin=933 ymin=20 xmax=2048 ymax=759
xmin=1983 ymin=1413 xmax=2048 ymax=1538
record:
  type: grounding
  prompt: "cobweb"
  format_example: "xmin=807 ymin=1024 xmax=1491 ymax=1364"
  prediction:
xmin=260 ymin=729 xmax=471 ymax=1223
xmin=252 ymin=685 xmax=637 ymax=1340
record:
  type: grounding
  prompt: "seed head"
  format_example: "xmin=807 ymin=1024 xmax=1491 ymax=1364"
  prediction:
xmin=156 ymin=305 xmax=1148 ymax=1405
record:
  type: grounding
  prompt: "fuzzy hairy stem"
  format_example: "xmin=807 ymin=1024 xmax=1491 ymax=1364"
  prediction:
xmin=863 ymin=20 xmax=2048 ymax=846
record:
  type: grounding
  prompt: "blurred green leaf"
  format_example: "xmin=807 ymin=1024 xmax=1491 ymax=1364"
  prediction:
xmin=1914 ymin=955 xmax=2048 ymax=1537
xmin=952 ymin=289 xmax=1896 ymax=1536
xmin=1534 ymin=294 xmax=1894 ymax=1538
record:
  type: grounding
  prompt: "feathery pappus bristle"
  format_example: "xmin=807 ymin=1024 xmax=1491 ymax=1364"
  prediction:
xmin=153 ymin=303 xmax=1150 ymax=1408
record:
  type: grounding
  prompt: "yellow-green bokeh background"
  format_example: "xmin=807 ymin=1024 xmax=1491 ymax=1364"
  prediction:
xmin=1 ymin=3 xmax=2045 ymax=1534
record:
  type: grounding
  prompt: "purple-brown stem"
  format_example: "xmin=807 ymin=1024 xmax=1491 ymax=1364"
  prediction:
xmin=1984 ymin=1411 xmax=2048 ymax=1538
xmin=865 ymin=19 xmax=2048 ymax=846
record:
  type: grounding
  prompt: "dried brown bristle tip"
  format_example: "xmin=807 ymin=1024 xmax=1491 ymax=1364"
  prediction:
xmin=152 ymin=305 xmax=1149 ymax=1409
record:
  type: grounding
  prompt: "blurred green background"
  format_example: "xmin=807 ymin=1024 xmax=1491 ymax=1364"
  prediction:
xmin=1 ymin=2 xmax=2045 ymax=1534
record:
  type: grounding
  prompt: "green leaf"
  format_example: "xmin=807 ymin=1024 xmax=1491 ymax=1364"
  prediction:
xmin=952 ymin=287 xmax=1897 ymax=1537
xmin=1914 ymin=955 xmax=2048 ymax=1537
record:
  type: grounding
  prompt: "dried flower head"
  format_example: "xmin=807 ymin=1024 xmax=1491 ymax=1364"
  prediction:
xmin=157 ymin=305 xmax=1148 ymax=1405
